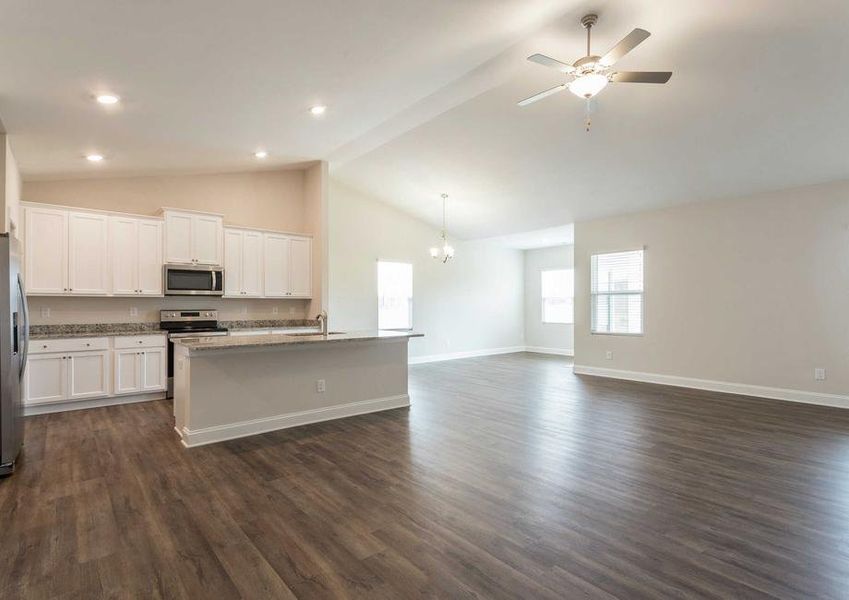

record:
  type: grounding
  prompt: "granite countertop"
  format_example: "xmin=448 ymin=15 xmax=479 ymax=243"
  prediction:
xmin=173 ymin=330 xmax=423 ymax=352
xmin=29 ymin=323 xmax=164 ymax=340
xmin=30 ymin=319 xmax=322 ymax=340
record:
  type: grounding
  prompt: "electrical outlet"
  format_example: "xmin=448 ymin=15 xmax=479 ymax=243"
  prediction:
xmin=605 ymin=350 xmax=613 ymax=360
xmin=316 ymin=379 xmax=326 ymax=393
xmin=814 ymin=368 xmax=826 ymax=381
xmin=40 ymin=307 xmax=50 ymax=318
xmin=289 ymin=306 xmax=295 ymax=316
xmin=129 ymin=306 xmax=138 ymax=317
xmin=241 ymin=305 xmax=248 ymax=315
xmin=272 ymin=306 xmax=279 ymax=315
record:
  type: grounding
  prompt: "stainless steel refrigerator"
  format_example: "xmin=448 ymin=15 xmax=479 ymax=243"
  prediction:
xmin=0 ymin=233 xmax=28 ymax=475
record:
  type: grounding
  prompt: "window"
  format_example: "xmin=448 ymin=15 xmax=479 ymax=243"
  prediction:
xmin=378 ymin=261 xmax=413 ymax=330
xmin=541 ymin=269 xmax=574 ymax=324
xmin=591 ymin=250 xmax=644 ymax=335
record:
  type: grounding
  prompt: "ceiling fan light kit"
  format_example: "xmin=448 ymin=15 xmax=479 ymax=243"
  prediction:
xmin=519 ymin=13 xmax=672 ymax=130
xmin=429 ymin=193 xmax=455 ymax=263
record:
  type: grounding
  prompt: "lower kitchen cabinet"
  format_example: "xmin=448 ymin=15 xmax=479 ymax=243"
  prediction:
xmin=24 ymin=335 xmax=167 ymax=410
xmin=113 ymin=342 xmax=166 ymax=395
xmin=25 ymin=348 xmax=110 ymax=406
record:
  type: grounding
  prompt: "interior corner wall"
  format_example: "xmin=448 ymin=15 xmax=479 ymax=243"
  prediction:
xmin=328 ymin=180 xmax=525 ymax=359
xmin=523 ymin=245 xmax=574 ymax=353
xmin=304 ymin=161 xmax=328 ymax=316
xmin=573 ymin=179 xmax=849 ymax=399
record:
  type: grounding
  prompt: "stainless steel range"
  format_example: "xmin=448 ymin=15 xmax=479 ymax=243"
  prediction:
xmin=161 ymin=309 xmax=228 ymax=397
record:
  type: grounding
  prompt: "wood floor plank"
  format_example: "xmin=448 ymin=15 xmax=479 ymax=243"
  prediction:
xmin=2 ymin=352 xmax=849 ymax=599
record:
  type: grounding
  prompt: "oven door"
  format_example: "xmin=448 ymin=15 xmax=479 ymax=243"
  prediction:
xmin=164 ymin=265 xmax=224 ymax=296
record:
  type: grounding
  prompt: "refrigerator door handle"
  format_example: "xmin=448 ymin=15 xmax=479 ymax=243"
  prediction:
xmin=17 ymin=274 xmax=29 ymax=379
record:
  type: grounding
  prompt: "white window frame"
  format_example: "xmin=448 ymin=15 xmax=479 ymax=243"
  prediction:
xmin=590 ymin=249 xmax=645 ymax=336
xmin=377 ymin=260 xmax=413 ymax=331
xmin=540 ymin=268 xmax=574 ymax=325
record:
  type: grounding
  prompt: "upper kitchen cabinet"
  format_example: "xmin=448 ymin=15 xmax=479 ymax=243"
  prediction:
xmin=263 ymin=233 xmax=312 ymax=298
xmin=110 ymin=216 xmax=163 ymax=296
xmin=68 ymin=212 xmax=109 ymax=295
xmin=24 ymin=206 xmax=68 ymax=294
xmin=24 ymin=206 xmax=109 ymax=295
xmin=224 ymin=228 xmax=263 ymax=297
xmin=162 ymin=209 xmax=223 ymax=266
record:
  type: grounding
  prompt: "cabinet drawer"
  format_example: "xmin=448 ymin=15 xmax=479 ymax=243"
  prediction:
xmin=113 ymin=335 xmax=167 ymax=349
xmin=30 ymin=337 xmax=109 ymax=354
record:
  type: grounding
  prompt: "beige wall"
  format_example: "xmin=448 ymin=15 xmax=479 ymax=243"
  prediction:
xmin=574 ymin=180 xmax=849 ymax=398
xmin=524 ymin=245 xmax=573 ymax=353
xmin=1 ymin=134 xmax=22 ymax=238
xmin=24 ymin=169 xmax=309 ymax=232
xmin=328 ymin=181 xmax=525 ymax=359
xmin=24 ymin=166 xmax=326 ymax=325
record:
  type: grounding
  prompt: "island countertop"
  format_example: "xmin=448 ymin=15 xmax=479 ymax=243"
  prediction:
xmin=172 ymin=329 xmax=423 ymax=352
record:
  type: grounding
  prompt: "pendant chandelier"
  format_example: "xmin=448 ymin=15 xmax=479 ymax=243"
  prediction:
xmin=429 ymin=193 xmax=455 ymax=263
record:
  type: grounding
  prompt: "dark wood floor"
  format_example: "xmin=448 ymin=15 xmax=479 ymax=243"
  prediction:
xmin=3 ymin=353 xmax=849 ymax=599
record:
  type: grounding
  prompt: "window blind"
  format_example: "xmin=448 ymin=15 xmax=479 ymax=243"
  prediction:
xmin=541 ymin=269 xmax=574 ymax=324
xmin=591 ymin=250 xmax=643 ymax=334
xmin=377 ymin=261 xmax=413 ymax=330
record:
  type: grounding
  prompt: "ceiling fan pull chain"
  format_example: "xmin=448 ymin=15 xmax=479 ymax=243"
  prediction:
xmin=585 ymin=99 xmax=592 ymax=132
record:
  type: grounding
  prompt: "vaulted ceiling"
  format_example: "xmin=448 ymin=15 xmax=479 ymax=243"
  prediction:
xmin=2 ymin=0 xmax=848 ymax=239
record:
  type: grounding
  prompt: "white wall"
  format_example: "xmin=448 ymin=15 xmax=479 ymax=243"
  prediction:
xmin=329 ymin=181 xmax=525 ymax=360
xmin=523 ymin=245 xmax=573 ymax=354
xmin=574 ymin=180 xmax=849 ymax=401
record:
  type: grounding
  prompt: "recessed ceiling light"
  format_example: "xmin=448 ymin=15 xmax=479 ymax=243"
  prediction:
xmin=254 ymin=150 xmax=268 ymax=159
xmin=309 ymin=105 xmax=326 ymax=116
xmin=95 ymin=94 xmax=120 ymax=105
xmin=86 ymin=154 xmax=104 ymax=162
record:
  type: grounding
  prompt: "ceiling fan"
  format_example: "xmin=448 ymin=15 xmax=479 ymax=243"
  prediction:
xmin=518 ymin=14 xmax=671 ymax=128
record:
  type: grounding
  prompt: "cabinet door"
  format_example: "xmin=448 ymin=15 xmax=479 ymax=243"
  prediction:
xmin=223 ymin=229 xmax=242 ymax=297
xmin=263 ymin=233 xmax=290 ymax=297
xmin=241 ymin=231 xmax=263 ymax=297
xmin=141 ymin=348 xmax=167 ymax=392
xmin=24 ymin=354 xmax=67 ymax=405
xmin=137 ymin=220 xmax=163 ymax=295
xmin=164 ymin=212 xmax=193 ymax=264
xmin=68 ymin=351 xmax=110 ymax=399
xmin=193 ymin=215 xmax=223 ymax=265
xmin=289 ymin=237 xmax=312 ymax=298
xmin=24 ymin=207 xmax=68 ymax=295
xmin=68 ymin=212 xmax=109 ymax=295
xmin=114 ymin=349 xmax=142 ymax=395
xmin=110 ymin=217 xmax=139 ymax=295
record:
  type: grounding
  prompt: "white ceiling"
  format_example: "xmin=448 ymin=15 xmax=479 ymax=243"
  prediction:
xmin=3 ymin=0 xmax=849 ymax=242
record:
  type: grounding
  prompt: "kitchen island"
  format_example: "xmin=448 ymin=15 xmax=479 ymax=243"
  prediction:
xmin=171 ymin=330 xmax=422 ymax=447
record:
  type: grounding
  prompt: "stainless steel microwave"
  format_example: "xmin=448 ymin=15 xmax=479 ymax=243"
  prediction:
xmin=164 ymin=264 xmax=224 ymax=296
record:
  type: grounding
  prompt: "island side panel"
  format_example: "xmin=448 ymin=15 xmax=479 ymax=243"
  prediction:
xmin=180 ymin=338 xmax=410 ymax=445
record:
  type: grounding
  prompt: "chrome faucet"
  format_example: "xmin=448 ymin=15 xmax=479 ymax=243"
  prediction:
xmin=316 ymin=310 xmax=328 ymax=335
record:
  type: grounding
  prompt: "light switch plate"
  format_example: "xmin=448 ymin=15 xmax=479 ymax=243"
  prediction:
xmin=129 ymin=307 xmax=138 ymax=317
xmin=815 ymin=368 xmax=826 ymax=381
xmin=272 ymin=306 xmax=279 ymax=315
xmin=40 ymin=307 xmax=51 ymax=318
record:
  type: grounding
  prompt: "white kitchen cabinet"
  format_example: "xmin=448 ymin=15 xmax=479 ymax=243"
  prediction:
xmin=24 ymin=354 xmax=67 ymax=404
xmin=24 ymin=207 xmax=68 ymax=294
xmin=67 ymin=351 xmax=110 ymax=399
xmin=68 ymin=212 xmax=110 ymax=295
xmin=25 ymin=344 xmax=110 ymax=406
xmin=289 ymin=237 xmax=312 ymax=298
xmin=113 ymin=336 xmax=167 ymax=395
xmin=110 ymin=216 xmax=163 ymax=296
xmin=163 ymin=209 xmax=223 ymax=266
xmin=224 ymin=228 xmax=263 ymax=297
xmin=263 ymin=233 xmax=312 ymax=298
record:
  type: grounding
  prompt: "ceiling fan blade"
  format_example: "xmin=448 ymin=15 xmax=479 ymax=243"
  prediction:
xmin=527 ymin=54 xmax=575 ymax=73
xmin=610 ymin=71 xmax=672 ymax=84
xmin=599 ymin=28 xmax=650 ymax=67
xmin=517 ymin=84 xmax=567 ymax=107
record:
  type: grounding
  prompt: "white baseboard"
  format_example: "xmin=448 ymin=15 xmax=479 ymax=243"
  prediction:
xmin=524 ymin=346 xmax=574 ymax=357
xmin=180 ymin=394 xmax=410 ymax=448
xmin=573 ymin=365 xmax=849 ymax=409
xmin=24 ymin=392 xmax=166 ymax=416
xmin=409 ymin=346 xmax=526 ymax=364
